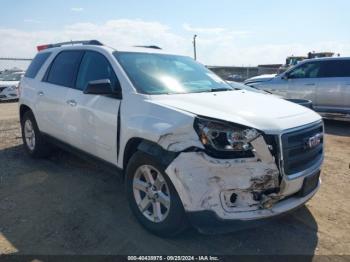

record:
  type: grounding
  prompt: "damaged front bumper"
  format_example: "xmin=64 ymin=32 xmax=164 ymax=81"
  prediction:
xmin=165 ymin=135 xmax=322 ymax=224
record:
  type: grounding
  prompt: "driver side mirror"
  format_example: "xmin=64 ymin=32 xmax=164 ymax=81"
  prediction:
xmin=84 ymin=79 xmax=122 ymax=98
xmin=282 ymin=73 xmax=289 ymax=80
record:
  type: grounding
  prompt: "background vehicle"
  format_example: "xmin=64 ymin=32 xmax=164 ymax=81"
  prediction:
xmin=278 ymin=56 xmax=306 ymax=73
xmin=225 ymin=74 xmax=244 ymax=82
xmin=19 ymin=40 xmax=323 ymax=236
xmin=0 ymin=71 xmax=24 ymax=101
xmin=244 ymin=74 xmax=277 ymax=86
xmin=247 ymin=57 xmax=350 ymax=120
xmin=228 ymin=80 xmax=313 ymax=109
xmin=245 ymin=52 xmax=336 ymax=85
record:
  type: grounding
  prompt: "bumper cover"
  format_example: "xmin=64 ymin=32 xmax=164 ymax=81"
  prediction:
xmin=165 ymin=135 xmax=322 ymax=222
xmin=187 ymin=180 xmax=319 ymax=231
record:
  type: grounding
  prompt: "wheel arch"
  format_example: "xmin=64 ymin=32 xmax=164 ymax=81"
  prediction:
xmin=122 ymin=137 xmax=179 ymax=173
xmin=19 ymin=104 xmax=33 ymax=122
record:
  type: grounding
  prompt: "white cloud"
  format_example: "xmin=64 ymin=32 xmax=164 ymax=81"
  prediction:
xmin=183 ymin=23 xmax=250 ymax=37
xmin=71 ymin=7 xmax=84 ymax=12
xmin=0 ymin=19 xmax=349 ymax=69
xmin=183 ymin=23 xmax=226 ymax=34
xmin=23 ymin=19 xmax=42 ymax=24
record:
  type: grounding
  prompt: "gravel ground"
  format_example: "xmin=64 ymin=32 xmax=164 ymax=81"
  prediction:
xmin=0 ymin=102 xmax=349 ymax=257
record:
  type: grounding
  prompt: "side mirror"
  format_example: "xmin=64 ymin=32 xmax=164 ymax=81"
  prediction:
xmin=282 ymin=73 xmax=289 ymax=80
xmin=84 ymin=79 xmax=122 ymax=98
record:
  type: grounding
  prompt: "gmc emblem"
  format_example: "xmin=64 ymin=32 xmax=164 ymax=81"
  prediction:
xmin=305 ymin=133 xmax=323 ymax=149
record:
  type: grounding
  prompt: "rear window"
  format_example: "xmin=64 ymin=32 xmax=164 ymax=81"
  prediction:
xmin=24 ymin=52 xmax=51 ymax=79
xmin=319 ymin=60 xmax=350 ymax=78
xmin=46 ymin=51 xmax=84 ymax=88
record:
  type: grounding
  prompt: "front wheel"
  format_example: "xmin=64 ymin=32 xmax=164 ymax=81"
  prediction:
xmin=126 ymin=151 xmax=188 ymax=237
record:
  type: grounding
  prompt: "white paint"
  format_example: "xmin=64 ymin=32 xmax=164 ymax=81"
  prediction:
xmin=19 ymin=44 xmax=323 ymax=222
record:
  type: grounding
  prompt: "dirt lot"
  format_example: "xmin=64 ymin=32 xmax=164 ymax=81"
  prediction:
xmin=0 ymin=101 xmax=349 ymax=256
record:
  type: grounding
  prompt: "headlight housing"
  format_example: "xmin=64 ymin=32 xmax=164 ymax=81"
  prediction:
xmin=194 ymin=117 xmax=260 ymax=158
xmin=7 ymin=85 xmax=16 ymax=91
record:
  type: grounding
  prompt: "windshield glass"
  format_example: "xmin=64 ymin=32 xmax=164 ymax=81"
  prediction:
xmin=114 ymin=52 xmax=233 ymax=94
xmin=1 ymin=73 xmax=23 ymax=81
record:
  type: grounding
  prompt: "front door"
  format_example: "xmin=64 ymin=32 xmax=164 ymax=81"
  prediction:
xmin=285 ymin=61 xmax=322 ymax=104
xmin=64 ymin=51 xmax=121 ymax=164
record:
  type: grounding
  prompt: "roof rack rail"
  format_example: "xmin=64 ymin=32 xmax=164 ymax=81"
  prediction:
xmin=134 ymin=45 xmax=162 ymax=50
xmin=37 ymin=40 xmax=103 ymax=51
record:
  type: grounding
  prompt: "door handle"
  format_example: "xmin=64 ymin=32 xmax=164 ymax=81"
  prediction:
xmin=66 ymin=99 xmax=77 ymax=107
xmin=305 ymin=83 xmax=315 ymax=86
xmin=37 ymin=91 xmax=44 ymax=96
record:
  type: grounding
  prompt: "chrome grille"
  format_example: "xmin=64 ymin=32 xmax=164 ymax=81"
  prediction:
xmin=281 ymin=122 xmax=324 ymax=176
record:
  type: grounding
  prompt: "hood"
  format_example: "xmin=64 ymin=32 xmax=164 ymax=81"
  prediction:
xmin=0 ymin=81 xmax=19 ymax=87
xmin=150 ymin=90 xmax=321 ymax=133
xmin=244 ymin=74 xmax=276 ymax=84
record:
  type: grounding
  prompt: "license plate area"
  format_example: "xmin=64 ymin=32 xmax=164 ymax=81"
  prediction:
xmin=299 ymin=171 xmax=320 ymax=197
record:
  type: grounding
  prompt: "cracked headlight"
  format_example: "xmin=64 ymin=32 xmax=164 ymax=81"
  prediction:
xmin=194 ymin=117 xmax=260 ymax=154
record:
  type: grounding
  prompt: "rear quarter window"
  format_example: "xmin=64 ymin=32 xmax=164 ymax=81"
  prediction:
xmin=24 ymin=52 xmax=51 ymax=79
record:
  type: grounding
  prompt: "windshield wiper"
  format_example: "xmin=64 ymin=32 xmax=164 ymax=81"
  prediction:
xmin=210 ymin=87 xmax=234 ymax=92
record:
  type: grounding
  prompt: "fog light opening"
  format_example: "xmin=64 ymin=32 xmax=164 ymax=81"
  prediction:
xmin=230 ymin=193 xmax=237 ymax=204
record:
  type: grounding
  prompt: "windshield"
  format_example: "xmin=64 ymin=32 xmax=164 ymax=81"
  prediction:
xmin=1 ymin=73 xmax=23 ymax=81
xmin=114 ymin=52 xmax=233 ymax=95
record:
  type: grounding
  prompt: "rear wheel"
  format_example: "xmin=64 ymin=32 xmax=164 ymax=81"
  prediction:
xmin=21 ymin=111 xmax=51 ymax=158
xmin=126 ymin=151 xmax=188 ymax=236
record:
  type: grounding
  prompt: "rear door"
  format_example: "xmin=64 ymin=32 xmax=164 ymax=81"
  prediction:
xmin=315 ymin=59 xmax=350 ymax=113
xmin=65 ymin=50 xmax=121 ymax=164
xmin=38 ymin=50 xmax=84 ymax=141
xmin=285 ymin=61 xmax=322 ymax=103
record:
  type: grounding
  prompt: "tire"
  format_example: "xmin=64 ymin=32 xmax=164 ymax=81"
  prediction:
xmin=126 ymin=151 xmax=189 ymax=237
xmin=21 ymin=111 xmax=51 ymax=158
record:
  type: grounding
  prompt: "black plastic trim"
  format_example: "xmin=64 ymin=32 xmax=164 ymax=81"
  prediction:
xmin=137 ymin=140 xmax=179 ymax=167
xmin=116 ymin=102 xmax=121 ymax=161
xmin=43 ymin=133 xmax=123 ymax=175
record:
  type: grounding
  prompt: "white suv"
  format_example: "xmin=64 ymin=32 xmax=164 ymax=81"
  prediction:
xmin=19 ymin=40 xmax=324 ymax=236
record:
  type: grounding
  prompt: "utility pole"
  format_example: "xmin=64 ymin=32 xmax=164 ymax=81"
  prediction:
xmin=193 ymin=34 xmax=197 ymax=60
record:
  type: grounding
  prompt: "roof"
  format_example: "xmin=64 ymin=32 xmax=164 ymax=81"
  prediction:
xmin=37 ymin=40 xmax=177 ymax=56
xmin=303 ymin=56 xmax=350 ymax=62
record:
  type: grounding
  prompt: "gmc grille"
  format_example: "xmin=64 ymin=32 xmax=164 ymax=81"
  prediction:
xmin=281 ymin=122 xmax=323 ymax=175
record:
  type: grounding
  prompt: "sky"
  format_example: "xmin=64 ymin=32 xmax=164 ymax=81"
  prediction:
xmin=0 ymin=0 xmax=349 ymax=68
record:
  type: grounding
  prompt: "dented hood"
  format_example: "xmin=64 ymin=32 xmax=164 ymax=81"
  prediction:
xmin=150 ymin=90 xmax=321 ymax=133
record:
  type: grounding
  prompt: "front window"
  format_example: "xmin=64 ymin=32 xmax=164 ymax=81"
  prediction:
xmin=114 ymin=52 xmax=233 ymax=95
xmin=288 ymin=62 xmax=321 ymax=79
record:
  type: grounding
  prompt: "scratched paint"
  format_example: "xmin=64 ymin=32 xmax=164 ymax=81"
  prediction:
xmin=164 ymin=135 xmax=316 ymax=220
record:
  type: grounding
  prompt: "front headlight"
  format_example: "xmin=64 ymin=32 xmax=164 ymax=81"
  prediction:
xmin=194 ymin=117 xmax=260 ymax=154
xmin=7 ymin=85 xmax=17 ymax=91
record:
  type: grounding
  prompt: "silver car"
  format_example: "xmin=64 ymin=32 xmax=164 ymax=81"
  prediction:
xmin=0 ymin=71 xmax=24 ymax=101
xmin=250 ymin=57 xmax=350 ymax=119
